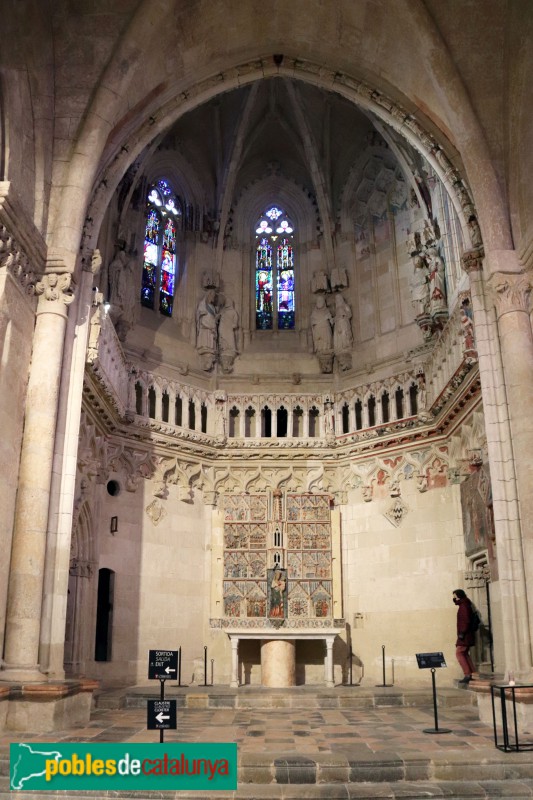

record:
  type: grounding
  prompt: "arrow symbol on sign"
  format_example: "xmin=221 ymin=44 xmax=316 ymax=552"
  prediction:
xmin=165 ymin=666 xmax=176 ymax=674
xmin=156 ymin=712 xmax=170 ymax=723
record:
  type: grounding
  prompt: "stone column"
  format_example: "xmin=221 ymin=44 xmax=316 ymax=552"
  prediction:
xmin=1 ymin=272 xmax=74 ymax=682
xmin=463 ymin=251 xmax=532 ymax=672
xmin=39 ymin=253 xmax=102 ymax=678
xmin=230 ymin=637 xmax=239 ymax=688
xmin=324 ymin=637 xmax=334 ymax=687
xmin=363 ymin=400 xmax=370 ymax=429
xmin=155 ymin=385 xmax=163 ymax=422
xmin=261 ymin=639 xmax=296 ymax=687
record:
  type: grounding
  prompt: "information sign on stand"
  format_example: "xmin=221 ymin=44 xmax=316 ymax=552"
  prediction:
xmin=147 ymin=700 xmax=177 ymax=730
xmin=148 ymin=650 xmax=178 ymax=681
xmin=147 ymin=649 xmax=179 ymax=743
xmin=415 ymin=651 xmax=451 ymax=735
xmin=416 ymin=652 xmax=447 ymax=669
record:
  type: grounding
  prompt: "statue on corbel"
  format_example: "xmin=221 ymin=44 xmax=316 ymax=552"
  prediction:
xmin=195 ymin=281 xmax=240 ymax=374
xmin=407 ymin=220 xmax=449 ymax=340
xmin=310 ymin=266 xmax=353 ymax=373
xmin=107 ymin=246 xmax=140 ymax=342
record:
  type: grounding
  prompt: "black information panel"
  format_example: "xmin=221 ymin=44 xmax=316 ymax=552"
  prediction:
xmin=416 ymin=652 xmax=447 ymax=669
xmin=147 ymin=699 xmax=177 ymax=730
xmin=148 ymin=649 xmax=178 ymax=680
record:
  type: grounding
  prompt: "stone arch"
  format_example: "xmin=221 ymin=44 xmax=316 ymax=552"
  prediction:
xmin=64 ymin=502 xmax=97 ymax=676
xmin=45 ymin=8 xmax=514 ymax=277
xmin=77 ymin=60 xmax=487 ymax=264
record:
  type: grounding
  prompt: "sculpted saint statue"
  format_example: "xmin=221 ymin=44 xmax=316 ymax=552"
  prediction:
xmin=195 ymin=289 xmax=218 ymax=370
xmin=310 ymin=296 xmax=333 ymax=353
xmin=218 ymin=297 xmax=239 ymax=374
xmin=108 ymin=249 xmax=139 ymax=340
xmin=426 ymin=247 xmax=447 ymax=315
xmin=333 ymin=293 xmax=353 ymax=353
xmin=409 ymin=255 xmax=430 ymax=317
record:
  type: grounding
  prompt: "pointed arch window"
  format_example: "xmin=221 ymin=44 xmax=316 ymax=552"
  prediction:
xmin=141 ymin=179 xmax=181 ymax=316
xmin=255 ymin=206 xmax=295 ymax=330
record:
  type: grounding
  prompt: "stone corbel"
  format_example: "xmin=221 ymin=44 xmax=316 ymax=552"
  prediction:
xmin=203 ymin=490 xmax=218 ymax=507
xmin=461 ymin=248 xmax=484 ymax=274
xmin=362 ymin=484 xmax=373 ymax=502
xmin=331 ymin=490 xmax=347 ymax=506
xmin=416 ymin=472 xmax=429 ymax=493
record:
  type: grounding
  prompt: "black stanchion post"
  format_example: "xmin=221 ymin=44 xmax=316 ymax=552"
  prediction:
xmin=376 ymin=644 xmax=393 ymax=687
xmin=178 ymin=646 xmax=182 ymax=687
xmin=423 ymin=668 xmax=451 ymax=735
xmin=349 ymin=648 xmax=353 ymax=686
xmin=160 ymin=679 xmax=165 ymax=744
xmin=211 ymin=658 xmax=214 ymax=686
xmin=204 ymin=646 xmax=208 ymax=687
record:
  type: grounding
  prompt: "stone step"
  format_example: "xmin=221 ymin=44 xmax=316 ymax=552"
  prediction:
xmin=3 ymin=746 xmax=533 ymax=794
xmin=97 ymin=685 xmax=478 ymax=711
xmin=3 ymin=778 xmax=533 ymax=798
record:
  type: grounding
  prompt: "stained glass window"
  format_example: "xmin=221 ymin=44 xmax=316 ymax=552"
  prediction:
xmin=255 ymin=207 xmax=295 ymax=330
xmin=141 ymin=180 xmax=181 ymax=315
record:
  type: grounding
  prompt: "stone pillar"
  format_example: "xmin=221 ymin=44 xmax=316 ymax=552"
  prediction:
xmin=261 ymin=639 xmax=296 ymax=687
xmin=363 ymin=400 xmax=370 ymax=429
xmin=324 ymin=637 xmax=334 ymax=687
xmin=40 ymin=252 xmax=101 ymax=678
xmin=1 ymin=272 xmax=74 ymax=682
xmin=463 ymin=250 xmax=532 ymax=672
xmin=303 ymin=408 xmax=309 ymax=438
xmin=155 ymin=385 xmax=163 ymax=421
xmin=230 ymin=637 xmax=239 ymax=688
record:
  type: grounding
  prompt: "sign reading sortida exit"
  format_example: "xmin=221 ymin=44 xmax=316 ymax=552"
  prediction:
xmin=10 ymin=743 xmax=237 ymax=792
xmin=148 ymin=649 xmax=178 ymax=680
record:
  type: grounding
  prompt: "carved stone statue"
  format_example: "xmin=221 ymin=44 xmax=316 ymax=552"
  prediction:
xmin=310 ymin=296 xmax=333 ymax=373
xmin=426 ymin=247 xmax=447 ymax=315
xmin=218 ymin=297 xmax=239 ymax=374
xmin=108 ymin=249 xmax=139 ymax=341
xmin=333 ymin=293 xmax=353 ymax=371
xmin=195 ymin=289 xmax=218 ymax=371
xmin=467 ymin=215 xmax=483 ymax=249
xmin=214 ymin=391 xmax=227 ymax=439
xmin=409 ymin=255 xmax=430 ymax=317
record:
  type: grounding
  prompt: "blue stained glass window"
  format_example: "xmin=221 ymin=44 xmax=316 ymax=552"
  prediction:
xmin=141 ymin=181 xmax=180 ymax=316
xmin=255 ymin=208 xmax=295 ymax=330
xmin=256 ymin=238 xmax=273 ymax=329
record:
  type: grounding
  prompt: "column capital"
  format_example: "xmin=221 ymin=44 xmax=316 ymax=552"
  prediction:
xmin=461 ymin=248 xmax=484 ymax=274
xmin=488 ymin=271 xmax=532 ymax=318
xmin=35 ymin=272 xmax=75 ymax=309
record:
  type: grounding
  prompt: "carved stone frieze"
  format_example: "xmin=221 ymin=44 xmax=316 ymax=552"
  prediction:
xmin=0 ymin=183 xmax=46 ymax=298
xmin=0 ymin=225 xmax=37 ymax=296
xmin=210 ymin=617 xmax=342 ymax=630
xmin=488 ymin=272 xmax=532 ymax=318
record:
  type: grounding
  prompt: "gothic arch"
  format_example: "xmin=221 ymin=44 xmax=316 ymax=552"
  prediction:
xmin=64 ymin=502 xmax=97 ymax=676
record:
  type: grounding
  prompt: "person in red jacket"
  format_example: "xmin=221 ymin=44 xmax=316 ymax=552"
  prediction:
xmin=453 ymin=589 xmax=476 ymax=683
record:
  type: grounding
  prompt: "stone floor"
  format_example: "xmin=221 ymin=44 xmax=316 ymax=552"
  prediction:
xmin=3 ymin=686 xmax=533 ymax=798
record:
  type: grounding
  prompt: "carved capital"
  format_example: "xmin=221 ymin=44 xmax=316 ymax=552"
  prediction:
xmin=35 ymin=272 xmax=75 ymax=305
xmin=461 ymin=248 xmax=484 ymax=274
xmin=488 ymin=272 xmax=532 ymax=317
